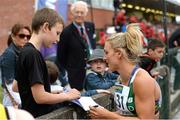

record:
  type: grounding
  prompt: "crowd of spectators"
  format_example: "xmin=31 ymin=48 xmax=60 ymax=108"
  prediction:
xmin=0 ymin=1 xmax=180 ymax=119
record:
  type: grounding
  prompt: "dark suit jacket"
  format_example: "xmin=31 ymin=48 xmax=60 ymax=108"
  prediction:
xmin=169 ymin=28 xmax=180 ymax=48
xmin=56 ymin=22 xmax=96 ymax=90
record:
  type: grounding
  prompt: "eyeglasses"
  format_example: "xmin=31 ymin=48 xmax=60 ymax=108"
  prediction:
xmin=17 ymin=34 xmax=31 ymax=40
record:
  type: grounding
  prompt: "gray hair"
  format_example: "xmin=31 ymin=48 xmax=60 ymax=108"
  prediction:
xmin=71 ymin=1 xmax=88 ymax=15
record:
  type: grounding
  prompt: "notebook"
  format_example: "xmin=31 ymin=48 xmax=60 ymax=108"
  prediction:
xmin=71 ymin=96 xmax=98 ymax=111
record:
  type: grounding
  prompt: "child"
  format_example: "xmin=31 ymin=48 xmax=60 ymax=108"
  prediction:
xmin=45 ymin=60 xmax=63 ymax=92
xmin=139 ymin=39 xmax=165 ymax=78
xmin=84 ymin=49 xmax=118 ymax=91
xmin=45 ymin=60 xmax=109 ymax=96
xmin=12 ymin=60 xmax=63 ymax=108
xmin=13 ymin=8 xmax=80 ymax=117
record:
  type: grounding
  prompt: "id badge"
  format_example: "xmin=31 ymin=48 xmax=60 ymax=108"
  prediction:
xmin=114 ymin=84 xmax=130 ymax=112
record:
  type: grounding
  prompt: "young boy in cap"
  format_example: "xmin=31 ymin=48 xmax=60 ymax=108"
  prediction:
xmin=84 ymin=49 xmax=118 ymax=91
xmin=139 ymin=39 xmax=165 ymax=78
xmin=45 ymin=60 xmax=106 ymax=96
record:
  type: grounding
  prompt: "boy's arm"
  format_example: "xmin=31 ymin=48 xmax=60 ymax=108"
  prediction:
xmin=86 ymin=74 xmax=114 ymax=90
xmin=106 ymin=72 xmax=119 ymax=83
xmin=31 ymin=83 xmax=80 ymax=104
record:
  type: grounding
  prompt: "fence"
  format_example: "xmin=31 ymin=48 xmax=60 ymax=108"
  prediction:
xmin=37 ymin=64 xmax=176 ymax=119
xmin=168 ymin=48 xmax=180 ymax=118
xmin=38 ymin=93 xmax=114 ymax=119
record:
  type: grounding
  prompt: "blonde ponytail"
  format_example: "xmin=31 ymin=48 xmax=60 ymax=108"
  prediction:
xmin=125 ymin=23 xmax=143 ymax=56
xmin=106 ymin=23 xmax=144 ymax=63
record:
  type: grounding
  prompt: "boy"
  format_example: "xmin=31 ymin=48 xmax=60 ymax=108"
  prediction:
xmin=14 ymin=8 xmax=80 ymax=117
xmin=45 ymin=60 xmax=109 ymax=96
xmin=45 ymin=60 xmax=63 ymax=92
xmin=139 ymin=39 xmax=165 ymax=78
xmin=84 ymin=49 xmax=118 ymax=91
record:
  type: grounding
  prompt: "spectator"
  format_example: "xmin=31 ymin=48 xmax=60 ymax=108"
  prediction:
xmin=0 ymin=23 xmax=31 ymax=107
xmin=169 ymin=28 xmax=180 ymax=48
xmin=98 ymin=30 xmax=108 ymax=47
xmin=40 ymin=43 xmax=57 ymax=62
xmin=56 ymin=1 xmax=96 ymax=91
xmin=89 ymin=23 xmax=161 ymax=119
xmin=84 ymin=49 xmax=118 ymax=91
xmin=45 ymin=60 xmax=63 ymax=92
xmin=0 ymin=103 xmax=34 ymax=120
xmin=168 ymin=28 xmax=180 ymax=90
xmin=46 ymin=60 xmax=109 ymax=97
xmin=46 ymin=61 xmax=63 ymax=93
xmin=114 ymin=10 xmax=126 ymax=32
xmin=13 ymin=8 xmax=80 ymax=117
xmin=129 ymin=15 xmax=138 ymax=23
xmin=40 ymin=38 xmax=67 ymax=88
xmin=139 ymin=39 xmax=165 ymax=78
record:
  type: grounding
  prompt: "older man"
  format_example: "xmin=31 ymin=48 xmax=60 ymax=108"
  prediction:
xmin=56 ymin=1 xmax=96 ymax=91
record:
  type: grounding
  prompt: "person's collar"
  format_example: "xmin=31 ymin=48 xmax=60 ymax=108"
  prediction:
xmin=11 ymin=42 xmax=21 ymax=53
xmin=91 ymin=69 xmax=105 ymax=76
xmin=73 ymin=22 xmax=85 ymax=29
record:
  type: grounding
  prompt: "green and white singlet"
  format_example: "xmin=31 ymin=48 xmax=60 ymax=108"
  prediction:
xmin=114 ymin=66 xmax=161 ymax=116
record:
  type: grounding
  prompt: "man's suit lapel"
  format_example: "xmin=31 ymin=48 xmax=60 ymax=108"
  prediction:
xmin=84 ymin=22 xmax=91 ymax=40
xmin=85 ymin=22 xmax=95 ymax=49
xmin=71 ymin=23 xmax=87 ymax=48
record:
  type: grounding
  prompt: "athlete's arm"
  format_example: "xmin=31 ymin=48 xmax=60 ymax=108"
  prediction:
xmin=134 ymin=69 xmax=156 ymax=119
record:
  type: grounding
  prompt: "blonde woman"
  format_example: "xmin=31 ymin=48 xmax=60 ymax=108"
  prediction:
xmin=89 ymin=23 xmax=161 ymax=119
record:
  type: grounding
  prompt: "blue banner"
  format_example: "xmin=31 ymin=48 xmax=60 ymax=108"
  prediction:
xmin=35 ymin=0 xmax=68 ymax=23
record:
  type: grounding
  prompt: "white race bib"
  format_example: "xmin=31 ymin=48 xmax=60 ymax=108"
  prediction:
xmin=114 ymin=85 xmax=134 ymax=116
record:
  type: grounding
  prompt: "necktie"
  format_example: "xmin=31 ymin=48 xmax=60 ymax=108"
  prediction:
xmin=80 ymin=27 xmax=87 ymax=42
xmin=80 ymin=27 xmax=84 ymax=36
xmin=80 ymin=27 xmax=90 ymax=59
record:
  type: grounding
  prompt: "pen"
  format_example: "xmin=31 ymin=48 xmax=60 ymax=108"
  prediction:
xmin=93 ymin=105 xmax=99 ymax=108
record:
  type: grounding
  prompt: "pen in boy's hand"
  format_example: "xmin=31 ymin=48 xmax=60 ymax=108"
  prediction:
xmin=93 ymin=105 xmax=99 ymax=108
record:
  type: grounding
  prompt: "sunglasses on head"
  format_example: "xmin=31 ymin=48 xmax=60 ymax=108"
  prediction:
xmin=17 ymin=34 xmax=31 ymax=40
